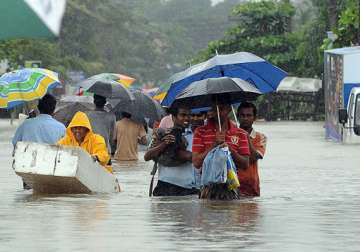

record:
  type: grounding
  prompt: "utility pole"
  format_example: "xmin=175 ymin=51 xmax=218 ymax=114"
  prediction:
xmin=328 ymin=0 xmax=338 ymax=29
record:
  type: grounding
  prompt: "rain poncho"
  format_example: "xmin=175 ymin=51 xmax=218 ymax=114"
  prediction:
xmin=57 ymin=111 xmax=112 ymax=173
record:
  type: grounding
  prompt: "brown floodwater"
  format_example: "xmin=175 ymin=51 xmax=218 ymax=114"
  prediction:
xmin=1 ymin=119 xmax=359 ymax=251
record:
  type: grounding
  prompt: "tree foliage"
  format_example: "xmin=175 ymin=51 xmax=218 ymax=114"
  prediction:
xmin=0 ymin=0 xmax=240 ymax=86
xmin=194 ymin=0 xmax=300 ymax=75
xmin=333 ymin=0 xmax=359 ymax=46
xmin=1 ymin=0 xmax=356 ymax=89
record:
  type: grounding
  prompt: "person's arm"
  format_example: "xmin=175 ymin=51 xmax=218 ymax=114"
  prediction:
xmin=247 ymin=135 xmax=260 ymax=164
xmin=192 ymin=129 xmax=223 ymax=169
xmin=228 ymin=132 xmax=250 ymax=170
xmin=192 ymin=146 xmax=214 ymax=169
xmin=249 ymin=133 xmax=267 ymax=164
xmin=112 ymin=121 xmax=118 ymax=143
xmin=138 ymin=136 xmax=147 ymax=145
xmin=144 ymin=130 xmax=175 ymax=161
xmin=91 ymin=135 xmax=110 ymax=167
xmin=109 ymin=115 xmax=116 ymax=150
xmin=111 ymin=121 xmax=118 ymax=155
xmin=228 ymin=145 xmax=249 ymax=169
xmin=12 ymin=125 xmax=23 ymax=147
xmin=12 ymin=122 xmax=25 ymax=148
xmin=138 ymin=125 xmax=148 ymax=145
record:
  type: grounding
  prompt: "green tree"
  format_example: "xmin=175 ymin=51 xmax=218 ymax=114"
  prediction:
xmin=194 ymin=0 xmax=299 ymax=74
xmin=334 ymin=0 xmax=359 ymax=46
xmin=0 ymin=0 xmax=247 ymax=85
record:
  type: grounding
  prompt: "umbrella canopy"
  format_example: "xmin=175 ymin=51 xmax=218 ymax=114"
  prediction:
xmin=153 ymin=91 xmax=167 ymax=102
xmin=277 ymin=77 xmax=322 ymax=93
xmin=110 ymin=90 xmax=165 ymax=124
xmin=85 ymin=73 xmax=136 ymax=88
xmin=0 ymin=68 xmax=60 ymax=109
xmin=171 ymin=77 xmax=261 ymax=109
xmin=162 ymin=51 xmax=287 ymax=107
xmin=142 ymin=87 xmax=159 ymax=97
xmin=54 ymin=95 xmax=94 ymax=126
xmin=77 ymin=79 xmax=135 ymax=101
xmin=113 ymin=73 xmax=136 ymax=88
xmin=0 ymin=0 xmax=66 ymax=39
xmin=58 ymin=95 xmax=94 ymax=104
xmin=152 ymin=82 xmax=171 ymax=102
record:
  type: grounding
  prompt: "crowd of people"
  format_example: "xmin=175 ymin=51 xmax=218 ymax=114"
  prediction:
xmin=146 ymin=99 xmax=267 ymax=198
xmin=12 ymin=93 xmax=266 ymax=198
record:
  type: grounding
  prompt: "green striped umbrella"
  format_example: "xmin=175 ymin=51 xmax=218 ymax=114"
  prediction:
xmin=0 ymin=68 xmax=60 ymax=109
xmin=0 ymin=0 xmax=66 ymax=39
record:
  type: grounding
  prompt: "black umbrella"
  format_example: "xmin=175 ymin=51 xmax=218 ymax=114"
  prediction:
xmin=77 ymin=78 xmax=135 ymax=100
xmin=110 ymin=90 xmax=165 ymax=124
xmin=54 ymin=95 xmax=94 ymax=126
xmin=171 ymin=77 xmax=261 ymax=130
xmin=172 ymin=77 xmax=261 ymax=107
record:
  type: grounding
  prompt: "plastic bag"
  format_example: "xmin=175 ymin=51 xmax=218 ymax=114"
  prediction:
xmin=223 ymin=147 xmax=240 ymax=190
xmin=201 ymin=146 xmax=227 ymax=186
xmin=201 ymin=146 xmax=240 ymax=190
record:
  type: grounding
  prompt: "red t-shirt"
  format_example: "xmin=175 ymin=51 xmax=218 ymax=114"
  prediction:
xmin=192 ymin=119 xmax=250 ymax=164
xmin=237 ymin=130 xmax=267 ymax=197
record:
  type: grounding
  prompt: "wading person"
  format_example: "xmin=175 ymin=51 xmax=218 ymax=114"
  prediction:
xmin=86 ymin=94 xmax=116 ymax=155
xmin=190 ymin=109 xmax=206 ymax=132
xmin=144 ymin=106 xmax=199 ymax=196
xmin=237 ymin=102 xmax=267 ymax=197
xmin=113 ymin=111 xmax=147 ymax=161
xmin=12 ymin=94 xmax=65 ymax=189
xmin=192 ymin=101 xmax=250 ymax=200
xmin=159 ymin=108 xmax=174 ymax=129
xmin=57 ymin=111 xmax=112 ymax=173
xmin=186 ymin=109 xmax=207 ymax=188
xmin=12 ymin=94 xmax=65 ymax=147
xmin=205 ymin=108 xmax=215 ymax=125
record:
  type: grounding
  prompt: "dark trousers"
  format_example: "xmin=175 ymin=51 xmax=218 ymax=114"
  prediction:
xmin=152 ymin=180 xmax=199 ymax=197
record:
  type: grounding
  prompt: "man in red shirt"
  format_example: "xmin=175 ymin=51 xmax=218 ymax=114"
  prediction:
xmin=237 ymin=102 xmax=267 ymax=197
xmin=192 ymin=102 xmax=250 ymax=199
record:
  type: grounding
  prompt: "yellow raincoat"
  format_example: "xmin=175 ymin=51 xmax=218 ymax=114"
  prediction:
xmin=57 ymin=111 xmax=112 ymax=173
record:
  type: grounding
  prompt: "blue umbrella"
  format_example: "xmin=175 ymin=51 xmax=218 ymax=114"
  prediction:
xmin=191 ymin=107 xmax=211 ymax=114
xmin=161 ymin=51 xmax=287 ymax=107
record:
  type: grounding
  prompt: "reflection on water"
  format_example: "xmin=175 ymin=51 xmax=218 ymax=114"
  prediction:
xmin=150 ymin=198 xmax=262 ymax=250
xmin=1 ymin=120 xmax=360 ymax=251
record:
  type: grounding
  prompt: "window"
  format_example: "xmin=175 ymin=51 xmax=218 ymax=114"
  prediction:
xmin=354 ymin=94 xmax=360 ymax=135
xmin=349 ymin=93 xmax=354 ymax=120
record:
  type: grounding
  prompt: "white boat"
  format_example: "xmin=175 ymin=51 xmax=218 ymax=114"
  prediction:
xmin=13 ymin=142 xmax=121 ymax=194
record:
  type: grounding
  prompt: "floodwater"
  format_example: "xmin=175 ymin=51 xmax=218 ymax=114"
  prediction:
xmin=1 ymin=119 xmax=360 ymax=251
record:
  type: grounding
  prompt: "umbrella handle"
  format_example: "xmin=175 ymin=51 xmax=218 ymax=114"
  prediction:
xmin=231 ymin=105 xmax=239 ymax=128
xmin=216 ymin=104 xmax=222 ymax=132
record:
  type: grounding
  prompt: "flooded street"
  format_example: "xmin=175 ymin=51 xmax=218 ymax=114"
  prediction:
xmin=1 ymin=119 xmax=360 ymax=251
